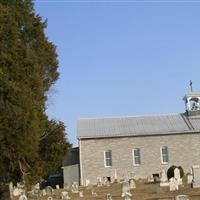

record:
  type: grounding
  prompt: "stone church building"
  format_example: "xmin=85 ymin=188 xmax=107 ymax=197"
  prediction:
xmin=77 ymin=91 xmax=200 ymax=185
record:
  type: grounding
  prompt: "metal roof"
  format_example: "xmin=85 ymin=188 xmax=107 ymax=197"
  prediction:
xmin=77 ymin=113 xmax=200 ymax=139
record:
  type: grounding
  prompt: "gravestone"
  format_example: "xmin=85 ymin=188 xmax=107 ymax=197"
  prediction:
xmin=187 ymin=174 xmax=193 ymax=184
xmin=114 ymin=169 xmax=118 ymax=182
xmin=42 ymin=189 xmax=47 ymax=196
xmin=85 ymin=179 xmax=90 ymax=187
xmin=129 ymin=179 xmax=136 ymax=189
xmin=175 ymin=194 xmax=190 ymax=200
xmin=79 ymin=190 xmax=84 ymax=197
xmin=91 ymin=188 xmax=97 ymax=197
xmin=121 ymin=181 xmax=132 ymax=198
xmin=56 ymin=185 xmax=60 ymax=189
xmin=106 ymin=193 xmax=112 ymax=200
xmin=9 ymin=182 xmax=13 ymax=199
xmin=169 ymin=177 xmax=179 ymax=191
xmin=97 ymin=177 xmax=102 ymax=187
xmin=147 ymin=175 xmax=154 ymax=183
xmin=61 ymin=191 xmax=71 ymax=200
xmin=174 ymin=168 xmax=183 ymax=185
xmin=160 ymin=169 xmax=169 ymax=187
xmin=192 ymin=165 xmax=200 ymax=188
xmin=45 ymin=186 xmax=54 ymax=196
xmin=71 ymin=182 xmax=79 ymax=193
xmin=18 ymin=194 xmax=28 ymax=200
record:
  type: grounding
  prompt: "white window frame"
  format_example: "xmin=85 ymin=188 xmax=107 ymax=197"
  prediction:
xmin=132 ymin=148 xmax=141 ymax=166
xmin=160 ymin=146 xmax=169 ymax=164
xmin=104 ymin=150 xmax=112 ymax=167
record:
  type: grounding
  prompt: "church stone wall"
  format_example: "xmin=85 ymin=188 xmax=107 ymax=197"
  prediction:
xmin=79 ymin=133 xmax=200 ymax=185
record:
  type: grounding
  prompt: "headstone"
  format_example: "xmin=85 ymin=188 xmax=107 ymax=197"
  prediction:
xmin=71 ymin=182 xmax=79 ymax=193
xmin=79 ymin=191 xmax=84 ymax=198
xmin=85 ymin=179 xmax=90 ymax=187
xmin=121 ymin=181 xmax=132 ymax=198
xmin=106 ymin=193 xmax=112 ymax=200
xmin=160 ymin=169 xmax=169 ymax=187
xmin=174 ymin=168 xmax=183 ymax=185
xmin=129 ymin=179 xmax=136 ymax=189
xmin=192 ymin=165 xmax=200 ymax=188
xmin=42 ymin=189 xmax=47 ymax=196
xmin=175 ymin=194 xmax=190 ymax=200
xmin=61 ymin=191 xmax=71 ymax=200
xmin=91 ymin=189 xmax=97 ymax=197
xmin=9 ymin=182 xmax=13 ymax=199
xmin=114 ymin=169 xmax=118 ymax=182
xmin=56 ymin=185 xmax=60 ymax=189
xmin=169 ymin=177 xmax=179 ymax=191
xmin=13 ymin=188 xmax=23 ymax=197
xmin=147 ymin=175 xmax=154 ymax=183
xmin=18 ymin=194 xmax=28 ymax=200
xmin=103 ymin=177 xmax=111 ymax=186
xmin=187 ymin=174 xmax=193 ymax=184
xmin=97 ymin=177 xmax=103 ymax=187
xmin=45 ymin=186 xmax=53 ymax=196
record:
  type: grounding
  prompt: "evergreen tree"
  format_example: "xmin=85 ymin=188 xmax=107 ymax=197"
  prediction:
xmin=0 ymin=0 xmax=70 ymax=186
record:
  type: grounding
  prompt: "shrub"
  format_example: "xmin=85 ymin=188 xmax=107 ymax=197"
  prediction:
xmin=167 ymin=165 xmax=184 ymax=180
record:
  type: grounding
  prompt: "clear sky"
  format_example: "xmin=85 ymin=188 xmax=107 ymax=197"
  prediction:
xmin=34 ymin=0 xmax=200 ymax=146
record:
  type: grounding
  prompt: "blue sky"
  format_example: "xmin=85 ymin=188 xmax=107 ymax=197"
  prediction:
xmin=34 ymin=1 xmax=200 ymax=146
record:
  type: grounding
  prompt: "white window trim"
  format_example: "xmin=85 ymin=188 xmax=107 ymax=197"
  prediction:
xmin=132 ymin=148 xmax=141 ymax=166
xmin=160 ymin=146 xmax=169 ymax=165
xmin=104 ymin=150 xmax=112 ymax=168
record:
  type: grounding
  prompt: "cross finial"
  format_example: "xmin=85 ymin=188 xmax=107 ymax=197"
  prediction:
xmin=190 ymin=80 xmax=193 ymax=92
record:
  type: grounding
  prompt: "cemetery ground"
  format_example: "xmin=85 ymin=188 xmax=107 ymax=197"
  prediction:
xmin=12 ymin=177 xmax=200 ymax=200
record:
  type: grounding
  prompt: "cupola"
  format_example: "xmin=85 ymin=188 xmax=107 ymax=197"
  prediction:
xmin=183 ymin=81 xmax=200 ymax=116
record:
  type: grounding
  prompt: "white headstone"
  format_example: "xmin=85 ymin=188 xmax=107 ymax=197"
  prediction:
xmin=192 ymin=165 xmax=200 ymax=188
xmin=85 ymin=179 xmax=90 ymax=187
xmin=91 ymin=189 xmax=97 ymax=197
xmin=169 ymin=177 xmax=179 ymax=191
xmin=71 ymin=182 xmax=79 ymax=193
xmin=114 ymin=169 xmax=118 ymax=181
xmin=160 ymin=169 xmax=169 ymax=187
xmin=106 ymin=193 xmax=112 ymax=200
xmin=129 ymin=179 xmax=136 ymax=189
xmin=121 ymin=181 xmax=132 ymax=198
xmin=147 ymin=175 xmax=154 ymax=183
xmin=97 ymin=177 xmax=103 ymax=187
xmin=42 ymin=189 xmax=47 ymax=196
xmin=13 ymin=188 xmax=23 ymax=197
xmin=79 ymin=191 xmax=84 ymax=198
xmin=174 ymin=168 xmax=183 ymax=185
xmin=61 ymin=191 xmax=71 ymax=200
xmin=18 ymin=194 xmax=28 ymax=200
xmin=56 ymin=185 xmax=60 ymax=189
xmin=187 ymin=174 xmax=193 ymax=184
xmin=9 ymin=182 xmax=13 ymax=199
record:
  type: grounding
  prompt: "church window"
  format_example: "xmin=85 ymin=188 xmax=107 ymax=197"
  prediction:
xmin=161 ymin=146 xmax=169 ymax=164
xmin=133 ymin=148 xmax=141 ymax=166
xmin=104 ymin=150 xmax=112 ymax=167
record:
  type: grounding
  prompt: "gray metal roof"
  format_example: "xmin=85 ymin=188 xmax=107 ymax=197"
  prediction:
xmin=77 ymin=113 xmax=200 ymax=139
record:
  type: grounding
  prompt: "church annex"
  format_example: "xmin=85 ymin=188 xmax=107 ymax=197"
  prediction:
xmin=77 ymin=90 xmax=200 ymax=185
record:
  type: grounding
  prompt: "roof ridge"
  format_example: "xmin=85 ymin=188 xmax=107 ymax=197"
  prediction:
xmin=78 ymin=113 xmax=183 ymax=120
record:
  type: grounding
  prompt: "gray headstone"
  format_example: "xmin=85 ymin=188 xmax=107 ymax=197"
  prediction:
xmin=175 ymin=194 xmax=189 ymax=200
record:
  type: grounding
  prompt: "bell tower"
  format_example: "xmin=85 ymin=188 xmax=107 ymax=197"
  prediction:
xmin=183 ymin=81 xmax=200 ymax=116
